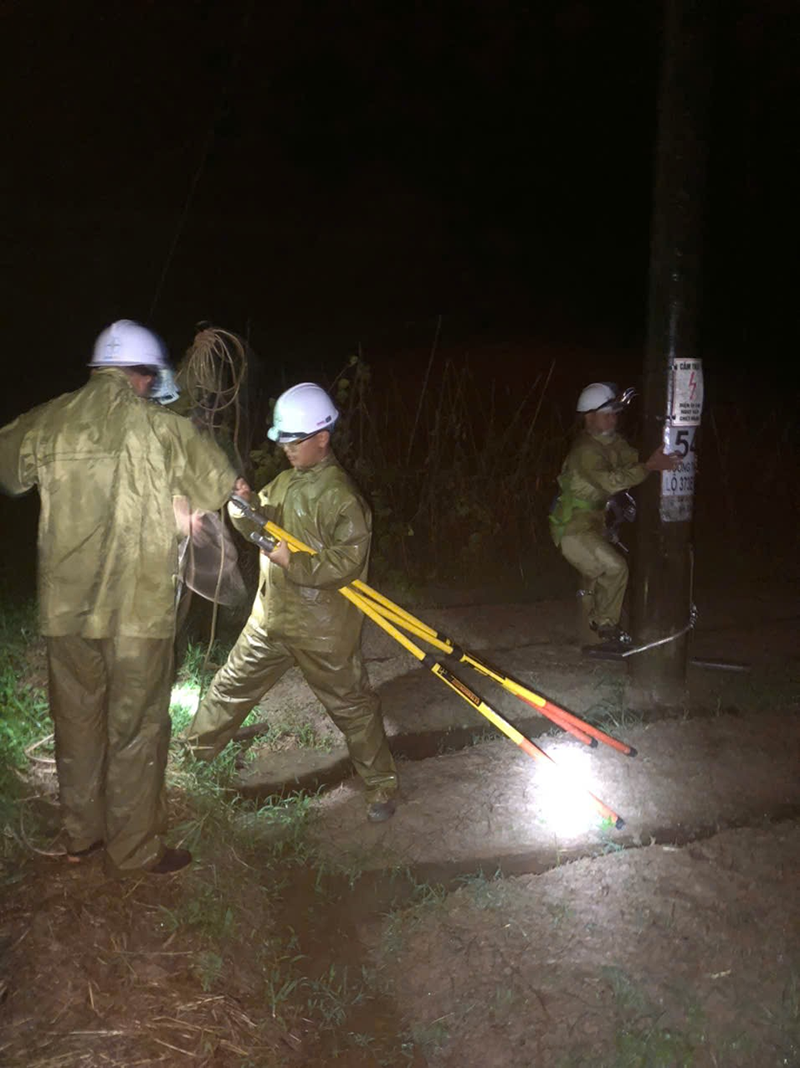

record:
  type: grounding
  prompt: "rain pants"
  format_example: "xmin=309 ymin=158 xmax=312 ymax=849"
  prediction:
xmin=549 ymin=430 xmax=648 ymax=630
xmin=186 ymin=454 xmax=398 ymax=804
xmin=0 ymin=368 xmax=237 ymax=873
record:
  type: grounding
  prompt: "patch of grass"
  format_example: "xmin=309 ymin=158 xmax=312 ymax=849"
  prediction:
xmin=169 ymin=638 xmax=243 ymax=735
xmin=407 ymin=1019 xmax=450 ymax=1054
xmin=381 ymin=878 xmax=448 ymax=957
xmin=601 ymin=965 xmax=657 ymax=1018
xmin=193 ymin=950 xmax=224 ymax=992
xmin=0 ymin=599 xmax=50 ymax=773
xmin=582 ymin=672 xmax=643 ymax=732
xmin=0 ymin=597 xmax=54 ymax=871
xmin=251 ymin=792 xmax=318 ymax=862
xmin=239 ymin=717 xmax=336 ymax=753
xmin=306 ymin=963 xmax=367 ymax=1030
xmin=454 ymin=867 xmax=507 ymax=910
xmin=263 ymin=964 xmax=306 ymax=1021
xmin=177 ymin=638 xmax=233 ymax=690
xmin=604 ymin=1025 xmax=696 ymax=1067
xmin=169 ymin=681 xmax=202 ymax=734
xmin=309 ymin=850 xmax=371 ymax=896
xmin=593 ymin=965 xmax=702 ymax=1068
xmin=159 ymin=882 xmax=238 ymax=942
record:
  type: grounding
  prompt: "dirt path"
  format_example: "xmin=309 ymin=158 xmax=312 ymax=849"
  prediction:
xmin=1 ymin=587 xmax=798 ymax=1066
xmin=309 ymin=710 xmax=800 ymax=878
xmin=371 ymin=821 xmax=800 ymax=1067
xmin=233 ymin=586 xmax=799 ymax=799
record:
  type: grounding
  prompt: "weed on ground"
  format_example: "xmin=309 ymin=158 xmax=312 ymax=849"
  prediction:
xmin=2 ymin=586 xmax=798 ymax=1067
xmin=0 ymin=623 xmax=424 ymax=1066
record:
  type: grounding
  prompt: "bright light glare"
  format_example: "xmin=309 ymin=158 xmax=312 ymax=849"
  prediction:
xmin=536 ymin=747 xmax=600 ymax=839
xmin=170 ymin=682 xmax=200 ymax=719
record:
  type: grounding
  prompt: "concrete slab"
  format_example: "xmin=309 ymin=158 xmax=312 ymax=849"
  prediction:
xmin=236 ymin=744 xmax=351 ymax=798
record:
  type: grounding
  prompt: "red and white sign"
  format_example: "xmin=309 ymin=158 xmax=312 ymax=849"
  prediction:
xmin=668 ymin=358 xmax=703 ymax=426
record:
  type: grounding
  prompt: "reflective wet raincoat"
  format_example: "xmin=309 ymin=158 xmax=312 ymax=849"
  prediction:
xmin=549 ymin=430 xmax=648 ymax=630
xmin=0 ymin=368 xmax=237 ymax=636
xmin=0 ymin=368 xmax=237 ymax=872
xmin=186 ymin=453 xmax=398 ymax=804
xmin=550 ymin=431 xmax=648 ymax=547
xmin=236 ymin=455 xmax=373 ymax=648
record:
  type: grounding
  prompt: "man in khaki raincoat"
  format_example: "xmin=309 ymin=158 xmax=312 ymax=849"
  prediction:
xmin=549 ymin=382 xmax=677 ymax=650
xmin=185 ymin=382 xmax=399 ymax=821
xmin=0 ymin=320 xmax=240 ymax=875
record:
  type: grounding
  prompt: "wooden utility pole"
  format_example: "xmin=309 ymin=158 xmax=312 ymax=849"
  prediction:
xmin=629 ymin=0 xmax=714 ymax=709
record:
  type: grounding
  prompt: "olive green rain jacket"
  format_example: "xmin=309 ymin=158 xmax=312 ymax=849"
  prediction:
xmin=549 ymin=430 xmax=648 ymax=547
xmin=232 ymin=454 xmax=371 ymax=654
xmin=0 ymin=368 xmax=237 ymax=637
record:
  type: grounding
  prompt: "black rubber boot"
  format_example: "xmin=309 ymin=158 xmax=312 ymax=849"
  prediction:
xmin=366 ymin=800 xmax=396 ymax=823
xmin=148 ymin=847 xmax=192 ymax=874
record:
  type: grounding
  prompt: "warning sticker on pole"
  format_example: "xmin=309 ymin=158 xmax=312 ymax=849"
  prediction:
xmin=660 ymin=425 xmax=697 ymax=522
xmin=668 ymin=358 xmax=704 ymax=426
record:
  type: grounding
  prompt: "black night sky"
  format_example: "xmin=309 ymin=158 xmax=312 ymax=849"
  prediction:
xmin=2 ymin=0 xmax=797 ymax=418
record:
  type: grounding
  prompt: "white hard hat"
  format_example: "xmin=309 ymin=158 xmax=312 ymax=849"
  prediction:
xmin=267 ymin=382 xmax=339 ymax=444
xmin=576 ymin=382 xmax=636 ymax=413
xmin=90 ymin=320 xmax=169 ymax=369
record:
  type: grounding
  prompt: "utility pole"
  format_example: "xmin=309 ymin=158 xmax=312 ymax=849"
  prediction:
xmin=629 ymin=0 xmax=714 ymax=710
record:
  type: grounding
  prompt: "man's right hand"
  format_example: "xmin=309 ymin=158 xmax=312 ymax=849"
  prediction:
xmin=645 ymin=446 xmax=680 ymax=473
xmin=233 ymin=477 xmax=252 ymax=503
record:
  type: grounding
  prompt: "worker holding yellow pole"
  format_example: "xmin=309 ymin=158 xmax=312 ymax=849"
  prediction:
xmin=227 ymin=490 xmax=630 ymax=828
xmin=184 ymin=384 xmax=399 ymax=823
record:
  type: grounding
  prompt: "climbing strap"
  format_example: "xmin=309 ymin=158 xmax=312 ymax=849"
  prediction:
xmin=617 ymin=604 xmax=698 ymax=658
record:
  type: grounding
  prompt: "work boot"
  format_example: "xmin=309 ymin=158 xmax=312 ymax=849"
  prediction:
xmin=367 ymin=799 xmax=396 ymax=823
xmin=65 ymin=839 xmax=104 ymax=864
xmin=148 ymin=847 xmax=192 ymax=874
xmin=592 ymin=623 xmax=632 ymax=647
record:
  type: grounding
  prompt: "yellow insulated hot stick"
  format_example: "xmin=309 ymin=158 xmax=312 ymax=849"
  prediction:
xmin=334 ymin=577 xmax=636 ymax=757
xmin=341 ymin=592 xmax=596 ymax=749
xmin=229 ymin=496 xmax=625 ymax=828
xmin=338 ymin=584 xmax=624 ymax=829
xmin=235 ymin=496 xmax=633 ymax=754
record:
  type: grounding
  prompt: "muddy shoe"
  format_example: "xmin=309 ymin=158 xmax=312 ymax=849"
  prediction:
xmin=367 ymin=799 xmax=396 ymax=823
xmin=592 ymin=623 xmax=632 ymax=646
xmin=148 ymin=847 xmax=192 ymax=875
xmin=66 ymin=840 xmax=104 ymax=864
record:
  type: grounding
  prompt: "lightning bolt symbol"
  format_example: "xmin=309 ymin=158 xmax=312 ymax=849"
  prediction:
xmin=689 ymin=372 xmax=696 ymax=400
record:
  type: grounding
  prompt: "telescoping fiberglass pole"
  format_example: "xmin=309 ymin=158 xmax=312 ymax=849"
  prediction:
xmin=230 ymin=495 xmax=630 ymax=829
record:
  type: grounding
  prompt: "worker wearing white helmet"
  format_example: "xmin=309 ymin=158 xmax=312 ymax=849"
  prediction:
xmin=185 ymin=382 xmax=399 ymax=822
xmin=0 ymin=320 xmax=241 ymax=874
xmin=549 ymin=382 xmax=678 ymax=648
xmin=91 ymin=318 xmax=181 ymax=404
